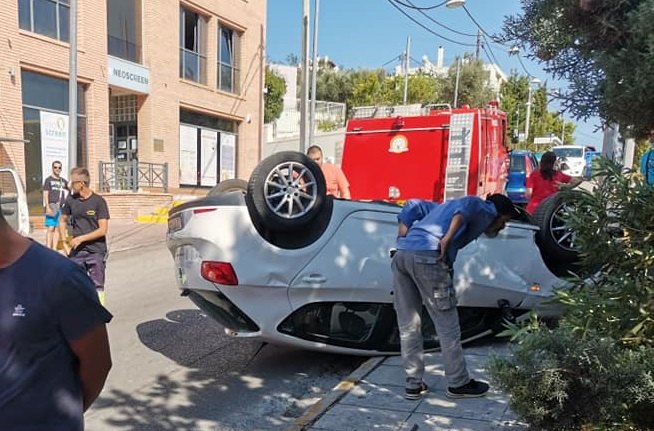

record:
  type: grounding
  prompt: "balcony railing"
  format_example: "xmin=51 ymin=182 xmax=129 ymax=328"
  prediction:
xmin=99 ymin=160 xmax=168 ymax=193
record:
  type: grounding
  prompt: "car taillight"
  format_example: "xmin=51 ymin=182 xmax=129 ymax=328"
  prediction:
xmin=201 ymin=261 xmax=238 ymax=285
xmin=193 ymin=208 xmax=217 ymax=215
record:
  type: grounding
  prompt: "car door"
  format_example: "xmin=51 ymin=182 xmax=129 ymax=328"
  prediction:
xmin=288 ymin=208 xmax=399 ymax=310
xmin=0 ymin=167 xmax=30 ymax=235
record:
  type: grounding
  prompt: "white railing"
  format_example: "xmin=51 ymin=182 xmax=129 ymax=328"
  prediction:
xmin=271 ymin=100 xmax=346 ymax=139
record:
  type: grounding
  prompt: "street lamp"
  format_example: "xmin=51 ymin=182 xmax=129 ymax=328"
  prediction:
xmin=445 ymin=0 xmax=466 ymax=8
xmin=524 ymin=77 xmax=541 ymax=142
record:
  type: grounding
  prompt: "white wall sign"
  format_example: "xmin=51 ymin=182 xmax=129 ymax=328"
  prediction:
xmin=179 ymin=125 xmax=198 ymax=185
xmin=40 ymin=111 xmax=69 ymax=183
xmin=220 ymin=132 xmax=236 ymax=181
xmin=107 ymin=55 xmax=151 ymax=94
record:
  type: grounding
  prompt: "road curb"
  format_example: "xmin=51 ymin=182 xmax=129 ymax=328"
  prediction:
xmin=284 ymin=355 xmax=387 ymax=431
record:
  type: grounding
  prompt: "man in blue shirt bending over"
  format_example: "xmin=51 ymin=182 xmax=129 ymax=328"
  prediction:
xmin=392 ymin=194 xmax=517 ymax=400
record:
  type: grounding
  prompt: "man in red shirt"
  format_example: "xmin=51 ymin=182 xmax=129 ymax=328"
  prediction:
xmin=526 ymin=151 xmax=582 ymax=214
xmin=307 ymin=145 xmax=351 ymax=199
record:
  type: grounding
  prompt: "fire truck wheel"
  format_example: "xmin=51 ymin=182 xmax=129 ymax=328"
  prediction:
xmin=532 ymin=192 xmax=579 ymax=264
xmin=245 ymin=151 xmax=328 ymax=232
xmin=208 ymin=179 xmax=247 ymax=196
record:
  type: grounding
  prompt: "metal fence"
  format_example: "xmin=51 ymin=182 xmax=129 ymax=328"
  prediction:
xmin=271 ymin=100 xmax=347 ymax=138
xmin=99 ymin=161 xmax=168 ymax=193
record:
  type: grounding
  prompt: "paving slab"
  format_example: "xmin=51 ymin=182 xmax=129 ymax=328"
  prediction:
xmin=296 ymin=341 xmax=531 ymax=431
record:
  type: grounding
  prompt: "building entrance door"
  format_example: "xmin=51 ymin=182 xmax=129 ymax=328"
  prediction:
xmin=111 ymin=122 xmax=138 ymax=162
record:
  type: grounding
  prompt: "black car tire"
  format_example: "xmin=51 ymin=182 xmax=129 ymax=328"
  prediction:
xmin=532 ymin=192 xmax=579 ymax=264
xmin=245 ymin=151 xmax=327 ymax=232
xmin=208 ymin=178 xmax=247 ymax=196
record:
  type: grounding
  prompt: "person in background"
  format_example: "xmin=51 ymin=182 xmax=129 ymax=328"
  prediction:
xmin=59 ymin=167 xmax=110 ymax=305
xmin=0 ymin=198 xmax=112 ymax=430
xmin=307 ymin=145 xmax=351 ymax=199
xmin=640 ymin=130 xmax=654 ymax=185
xmin=525 ymin=151 xmax=582 ymax=214
xmin=392 ymin=194 xmax=518 ymax=400
xmin=42 ymin=160 xmax=68 ymax=249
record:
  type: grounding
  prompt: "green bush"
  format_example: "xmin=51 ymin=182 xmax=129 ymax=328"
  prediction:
xmin=316 ymin=118 xmax=343 ymax=132
xmin=557 ymin=159 xmax=654 ymax=346
xmin=488 ymin=328 xmax=654 ymax=430
xmin=488 ymin=158 xmax=654 ymax=430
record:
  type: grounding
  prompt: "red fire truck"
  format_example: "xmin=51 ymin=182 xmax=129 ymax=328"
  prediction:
xmin=340 ymin=103 xmax=510 ymax=202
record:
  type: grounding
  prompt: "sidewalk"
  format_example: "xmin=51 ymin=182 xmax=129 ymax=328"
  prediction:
xmin=29 ymin=220 xmax=168 ymax=253
xmin=290 ymin=341 xmax=527 ymax=431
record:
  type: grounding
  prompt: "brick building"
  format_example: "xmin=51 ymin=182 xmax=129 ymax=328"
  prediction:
xmin=0 ymin=0 xmax=266 ymax=218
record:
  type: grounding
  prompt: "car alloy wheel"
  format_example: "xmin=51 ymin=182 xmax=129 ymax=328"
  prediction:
xmin=264 ymin=160 xmax=319 ymax=220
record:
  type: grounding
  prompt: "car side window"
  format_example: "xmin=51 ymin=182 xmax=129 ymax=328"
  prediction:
xmin=510 ymin=155 xmax=526 ymax=172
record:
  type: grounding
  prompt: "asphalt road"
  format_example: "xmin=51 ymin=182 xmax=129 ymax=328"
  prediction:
xmin=85 ymin=243 xmax=364 ymax=431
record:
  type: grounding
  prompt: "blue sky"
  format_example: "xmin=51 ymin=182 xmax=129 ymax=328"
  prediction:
xmin=266 ymin=0 xmax=602 ymax=145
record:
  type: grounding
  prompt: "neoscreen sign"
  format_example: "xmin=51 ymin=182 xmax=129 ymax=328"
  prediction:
xmin=107 ymin=56 xmax=150 ymax=94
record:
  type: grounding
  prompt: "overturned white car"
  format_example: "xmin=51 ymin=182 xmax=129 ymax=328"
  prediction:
xmin=166 ymin=152 xmax=575 ymax=355
xmin=0 ymin=167 xmax=30 ymax=236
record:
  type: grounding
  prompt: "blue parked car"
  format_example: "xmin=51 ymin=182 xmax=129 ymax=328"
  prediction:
xmin=506 ymin=150 xmax=539 ymax=205
xmin=583 ymin=150 xmax=601 ymax=179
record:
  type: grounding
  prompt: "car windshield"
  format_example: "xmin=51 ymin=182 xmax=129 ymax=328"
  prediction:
xmin=552 ymin=147 xmax=583 ymax=158
xmin=510 ymin=154 xmax=526 ymax=172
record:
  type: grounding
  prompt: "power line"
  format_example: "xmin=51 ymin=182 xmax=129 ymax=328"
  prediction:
xmin=386 ymin=0 xmax=477 ymax=47
xmin=461 ymin=5 xmax=511 ymax=47
xmin=391 ymin=0 xmax=449 ymax=10
xmin=381 ymin=54 xmax=403 ymax=68
xmin=403 ymin=0 xmax=477 ymax=37
xmin=410 ymin=56 xmax=425 ymax=66
xmin=516 ymin=54 xmax=537 ymax=78
xmin=481 ymin=34 xmax=502 ymax=68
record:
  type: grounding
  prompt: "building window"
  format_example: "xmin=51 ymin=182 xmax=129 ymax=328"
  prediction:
xmin=179 ymin=109 xmax=237 ymax=187
xmin=179 ymin=7 xmax=207 ymax=85
xmin=218 ymin=25 xmax=240 ymax=93
xmin=21 ymin=70 xmax=87 ymax=207
xmin=18 ymin=0 xmax=70 ymax=42
xmin=107 ymin=0 xmax=142 ymax=63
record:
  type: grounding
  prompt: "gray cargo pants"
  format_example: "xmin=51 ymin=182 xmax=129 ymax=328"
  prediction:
xmin=391 ymin=249 xmax=470 ymax=389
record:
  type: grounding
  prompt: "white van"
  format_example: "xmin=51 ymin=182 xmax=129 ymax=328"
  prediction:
xmin=551 ymin=145 xmax=586 ymax=177
xmin=0 ymin=167 xmax=30 ymax=236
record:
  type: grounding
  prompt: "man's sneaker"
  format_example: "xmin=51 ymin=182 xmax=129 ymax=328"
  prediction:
xmin=405 ymin=382 xmax=429 ymax=400
xmin=446 ymin=379 xmax=489 ymax=399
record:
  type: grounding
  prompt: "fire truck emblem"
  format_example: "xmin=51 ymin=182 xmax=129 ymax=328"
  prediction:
xmin=388 ymin=135 xmax=408 ymax=153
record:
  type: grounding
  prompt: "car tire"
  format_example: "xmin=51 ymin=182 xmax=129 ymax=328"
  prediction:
xmin=245 ymin=151 xmax=327 ymax=232
xmin=532 ymin=192 xmax=579 ymax=264
xmin=208 ymin=179 xmax=247 ymax=196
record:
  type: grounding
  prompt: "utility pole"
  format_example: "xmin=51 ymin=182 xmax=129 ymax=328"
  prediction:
xmin=453 ymin=58 xmax=461 ymax=108
xmin=402 ymin=36 xmax=410 ymax=105
xmin=475 ymin=29 xmax=482 ymax=60
xmin=299 ymin=0 xmax=310 ymax=153
xmin=560 ymin=117 xmax=565 ymax=145
xmin=525 ymin=86 xmax=533 ymax=142
xmin=309 ymin=0 xmax=320 ymax=148
xmin=68 ymin=0 xmax=78 ymax=170
xmin=515 ymin=107 xmax=520 ymax=141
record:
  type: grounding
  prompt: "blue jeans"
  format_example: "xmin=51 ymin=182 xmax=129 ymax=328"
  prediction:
xmin=391 ymin=249 xmax=470 ymax=389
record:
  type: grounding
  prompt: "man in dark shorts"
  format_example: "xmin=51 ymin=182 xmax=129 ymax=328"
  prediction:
xmin=42 ymin=160 xmax=68 ymax=249
xmin=0 ymin=196 xmax=112 ymax=430
xmin=59 ymin=167 xmax=110 ymax=305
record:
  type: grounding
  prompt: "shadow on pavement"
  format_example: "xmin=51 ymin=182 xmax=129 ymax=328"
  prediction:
xmin=88 ymin=309 xmax=363 ymax=431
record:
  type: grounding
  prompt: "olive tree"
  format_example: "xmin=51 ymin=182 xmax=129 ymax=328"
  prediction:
xmin=502 ymin=0 xmax=654 ymax=137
